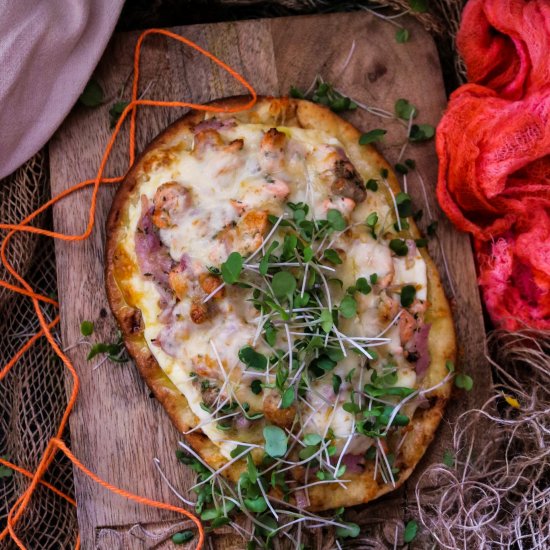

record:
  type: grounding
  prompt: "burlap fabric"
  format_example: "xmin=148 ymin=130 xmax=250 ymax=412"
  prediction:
xmin=0 ymin=2 xmax=469 ymax=549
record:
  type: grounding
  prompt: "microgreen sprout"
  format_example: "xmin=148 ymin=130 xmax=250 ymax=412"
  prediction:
xmin=290 ymin=78 xmax=357 ymax=112
xmin=168 ymin=198 xmax=443 ymax=547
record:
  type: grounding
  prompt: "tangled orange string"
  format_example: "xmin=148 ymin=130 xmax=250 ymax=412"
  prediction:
xmin=0 ymin=28 xmax=257 ymax=549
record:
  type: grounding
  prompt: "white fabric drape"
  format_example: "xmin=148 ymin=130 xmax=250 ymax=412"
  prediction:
xmin=0 ymin=0 xmax=125 ymax=178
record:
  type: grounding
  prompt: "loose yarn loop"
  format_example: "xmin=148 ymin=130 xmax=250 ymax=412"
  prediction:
xmin=436 ymin=0 xmax=550 ymax=331
xmin=0 ymin=28 xmax=257 ymax=548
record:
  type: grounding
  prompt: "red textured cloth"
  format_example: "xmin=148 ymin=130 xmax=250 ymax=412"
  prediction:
xmin=437 ymin=0 xmax=550 ymax=331
xmin=458 ymin=0 xmax=550 ymax=99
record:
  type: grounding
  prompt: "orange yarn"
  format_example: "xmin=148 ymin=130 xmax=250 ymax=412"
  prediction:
xmin=0 ymin=28 xmax=257 ymax=548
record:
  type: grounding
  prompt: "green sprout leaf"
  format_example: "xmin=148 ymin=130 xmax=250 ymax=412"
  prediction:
xmin=396 ymin=28 xmax=410 ymax=43
xmin=323 ymin=248 xmax=343 ymax=265
xmin=244 ymin=496 xmax=268 ymax=513
xmin=79 ymin=79 xmax=104 ymax=107
xmin=109 ymin=101 xmax=129 ymax=128
xmin=280 ymin=387 xmax=295 ymax=409
xmin=427 ymin=220 xmax=438 ymax=237
xmin=400 ymin=285 xmax=416 ymax=307
xmin=86 ymin=336 xmax=128 ymax=363
xmin=327 ymin=209 xmax=347 ymax=231
xmin=239 ymin=346 xmax=268 ymax=371
xmin=201 ymin=508 xmax=222 ymax=521
xmin=221 ymin=252 xmax=243 ymax=284
xmin=395 ymin=98 xmax=418 ymax=120
xmin=443 ymin=450 xmax=455 ymax=468
xmin=366 ymin=179 xmax=379 ymax=191
xmin=246 ymin=453 xmax=258 ymax=483
xmin=389 ymin=239 xmax=409 ymax=256
xmin=230 ymin=445 xmax=250 ymax=459
xmin=404 ymin=519 xmax=418 ymax=542
xmin=366 ymin=212 xmax=378 ymax=232
xmin=0 ymin=456 xmax=13 ymax=479
xmin=271 ymin=271 xmax=296 ymax=300
xmin=264 ymin=321 xmax=277 ymax=347
xmin=332 ymin=374 xmax=342 ymax=395
xmin=289 ymin=85 xmax=305 ymax=99
xmin=395 ymin=163 xmax=409 ymax=175
xmin=359 ymin=129 xmax=387 ymax=145
xmin=299 ymin=445 xmax=319 ymax=460
xmin=396 ymin=192 xmax=413 ymax=217
xmin=303 ymin=433 xmax=322 ymax=446
xmin=339 ymin=295 xmax=357 ymax=319
xmin=263 ymin=425 xmax=288 ymax=458
xmin=250 ymin=379 xmax=263 ymax=395
xmin=172 ymin=530 xmax=195 ymax=544
xmin=409 ymin=123 xmax=435 ymax=142
xmin=259 ymin=241 xmax=279 ymax=276
xmin=80 ymin=320 xmax=94 ymax=337
xmin=409 ymin=0 xmax=428 ymax=13
xmin=320 ymin=309 xmax=333 ymax=333
xmin=455 ymin=373 xmax=474 ymax=391
xmin=293 ymin=79 xmax=358 ymax=112
xmin=303 ymin=246 xmax=314 ymax=262
xmin=336 ymin=522 xmax=360 ymax=539
xmin=355 ymin=277 xmax=372 ymax=295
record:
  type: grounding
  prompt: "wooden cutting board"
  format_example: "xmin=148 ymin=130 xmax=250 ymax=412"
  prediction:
xmin=49 ymin=11 xmax=491 ymax=549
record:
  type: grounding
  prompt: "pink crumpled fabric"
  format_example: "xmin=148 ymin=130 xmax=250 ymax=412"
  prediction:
xmin=0 ymin=0 xmax=124 ymax=179
xmin=437 ymin=0 xmax=550 ymax=331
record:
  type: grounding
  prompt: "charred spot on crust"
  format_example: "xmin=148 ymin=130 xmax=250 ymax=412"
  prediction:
xmin=129 ymin=309 xmax=144 ymax=333
xmin=121 ymin=308 xmax=144 ymax=334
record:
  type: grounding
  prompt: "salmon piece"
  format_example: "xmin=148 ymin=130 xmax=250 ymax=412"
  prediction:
xmin=265 ymin=179 xmax=290 ymax=200
xmin=190 ymin=298 xmax=209 ymax=324
xmin=263 ymin=390 xmax=296 ymax=429
xmin=409 ymin=298 xmax=428 ymax=315
xmin=322 ymin=196 xmax=356 ymax=217
xmin=398 ymin=310 xmax=417 ymax=345
xmin=236 ymin=210 xmax=269 ymax=254
xmin=378 ymin=292 xmax=399 ymax=323
xmin=152 ymin=182 xmax=191 ymax=229
xmin=194 ymin=129 xmax=224 ymax=154
xmin=199 ymin=273 xmax=225 ymax=299
xmin=259 ymin=128 xmax=286 ymax=173
xmin=210 ymin=209 xmax=269 ymax=263
xmin=194 ymin=129 xmax=243 ymax=157
xmin=169 ymin=269 xmax=189 ymax=300
xmin=230 ymin=199 xmax=246 ymax=215
xmin=192 ymin=354 xmax=221 ymax=379
xmin=226 ymin=138 xmax=244 ymax=153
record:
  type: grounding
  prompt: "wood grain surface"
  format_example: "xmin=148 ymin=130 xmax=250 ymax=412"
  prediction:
xmin=49 ymin=11 xmax=491 ymax=549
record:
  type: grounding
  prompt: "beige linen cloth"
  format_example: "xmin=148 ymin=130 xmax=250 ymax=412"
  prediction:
xmin=0 ymin=0 xmax=125 ymax=179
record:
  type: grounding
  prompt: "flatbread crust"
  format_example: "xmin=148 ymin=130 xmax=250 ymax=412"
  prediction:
xmin=105 ymin=96 xmax=455 ymax=510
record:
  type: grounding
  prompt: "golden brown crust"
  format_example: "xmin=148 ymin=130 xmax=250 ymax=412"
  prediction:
xmin=105 ymin=96 xmax=456 ymax=508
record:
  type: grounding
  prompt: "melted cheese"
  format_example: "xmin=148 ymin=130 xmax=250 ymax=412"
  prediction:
xmin=121 ymin=122 xmax=428 ymax=458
